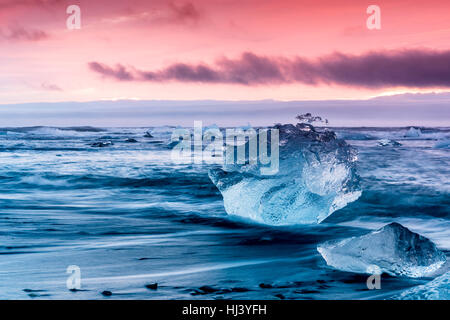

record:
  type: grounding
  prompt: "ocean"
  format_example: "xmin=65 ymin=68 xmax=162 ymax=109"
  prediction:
xmin=0 ymin=125 xmax=448 ymax=299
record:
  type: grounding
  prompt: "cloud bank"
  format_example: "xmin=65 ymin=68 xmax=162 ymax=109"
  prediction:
xmin=89 ymin=49 xmax=450 ymax=88
xmin=0 ymin=26 xmax=49 ymax=41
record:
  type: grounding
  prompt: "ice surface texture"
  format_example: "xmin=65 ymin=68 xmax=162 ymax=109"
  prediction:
xmin=318 ymin=223 xmax=447 ymax=278
xmin=208 ymin=123 xmax=361 ymax=225
xmin=395 ymin=271 xmax=450 ymax=299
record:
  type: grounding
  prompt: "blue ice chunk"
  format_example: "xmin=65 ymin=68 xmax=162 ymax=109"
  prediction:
xmin=209 ymin=123 xmax=361 ymax=225
xmin=318 ymin=223 xmax=446 ymax=278
xmin=395 ymin=271 xmax=450 ymax=299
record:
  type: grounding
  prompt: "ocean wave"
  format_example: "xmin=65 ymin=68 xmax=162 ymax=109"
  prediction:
xmin=335 ymin=131 xmax=377 ymax=140
xmin=11 ymin=172 xmax=218 ymax=194
xmin=399 ymin=127 xmax=450 ymax=140
xmin=19 ymin=175 xmax=71 ymax=187
xmin=434 ymin=139 xmax=450 ymax=149
xmin=0 ymin=126 xmax=106 ymax=138
xmin=335 ymin=127 xmax=450 ymax=142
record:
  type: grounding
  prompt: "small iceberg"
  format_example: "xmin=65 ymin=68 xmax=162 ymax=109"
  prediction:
xmin=378 ymin=139 xmax=402 ymax=147
xmin=404 ymin=127 xmax=422 ymax=138
xmin=240 ymin=123 xmax=252 ymax=131
xmin=143 ymin=130 xmax=154 ymax=138
xmin=209 ymin=123 xmax=361 ymax=225
xmin=317 ymin=223 xmax=446 ymax=278
xmin=90 ymin=141 xmax=114 ymax=147
xmin=394 ymin=271 xmax=450 ymax=300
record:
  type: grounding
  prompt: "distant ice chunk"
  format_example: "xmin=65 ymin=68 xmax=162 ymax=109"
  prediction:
xmin=378 ymin=139 xmax=402 ymax=147
xmin=90 ymin=141 xmax=114 ymax=147
xmin=143 ymin=130 xmax=154 ymax=138
xmin=394 ymin=271 xmax=450 ymax=300
xmin=404 ymin=127 xmax=422 ymax=138
xmin=318 ymin=223 xmax=446 ymax=278
xmin=208 ymin=123 xmax=361 ymax=225
xmin=239 ymin=123 xmax=252 ymax=130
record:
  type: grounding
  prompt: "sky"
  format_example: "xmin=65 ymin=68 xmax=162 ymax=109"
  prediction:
xmin=1 ymin=0 xmax=450 ymax=104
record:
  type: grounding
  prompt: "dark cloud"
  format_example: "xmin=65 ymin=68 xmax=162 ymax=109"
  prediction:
xmin=0 ymin=26 xmax=49 ymax=41
xmin=168 ymin=2 xmax=201 ymax=24
xmin=89 ymin=49 xmax=450 ymax=88
xmin=88 ymin=62 xmax=134 ymax=81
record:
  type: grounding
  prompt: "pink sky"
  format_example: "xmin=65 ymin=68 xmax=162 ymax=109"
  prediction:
xmin=1 ymin=0 xmax=450 ymax=103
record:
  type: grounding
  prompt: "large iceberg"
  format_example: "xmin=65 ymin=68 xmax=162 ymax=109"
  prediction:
xmin=208 ymin=123 xmax=361 ymax=225
xmin=394 ymin=271 xmax=450 ymax=300
xmin=317 ymin=223 xmax=447 ymax=278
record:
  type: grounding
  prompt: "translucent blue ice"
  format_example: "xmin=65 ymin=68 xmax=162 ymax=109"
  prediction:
xmin=395 ymin=271 xmax=450 ymax=299
xmin=318 ymin=223 xmax=447 ymax=278
xmin=208 ymin=123 xmax=361 ymax=225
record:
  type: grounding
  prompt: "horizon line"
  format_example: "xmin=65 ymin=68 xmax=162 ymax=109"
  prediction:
xmin=2 ymin=90 xmax=450 ymax=106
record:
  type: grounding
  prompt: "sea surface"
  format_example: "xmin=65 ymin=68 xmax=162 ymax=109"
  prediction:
xmin=0 ymin=125 xmax=449 ymax=299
